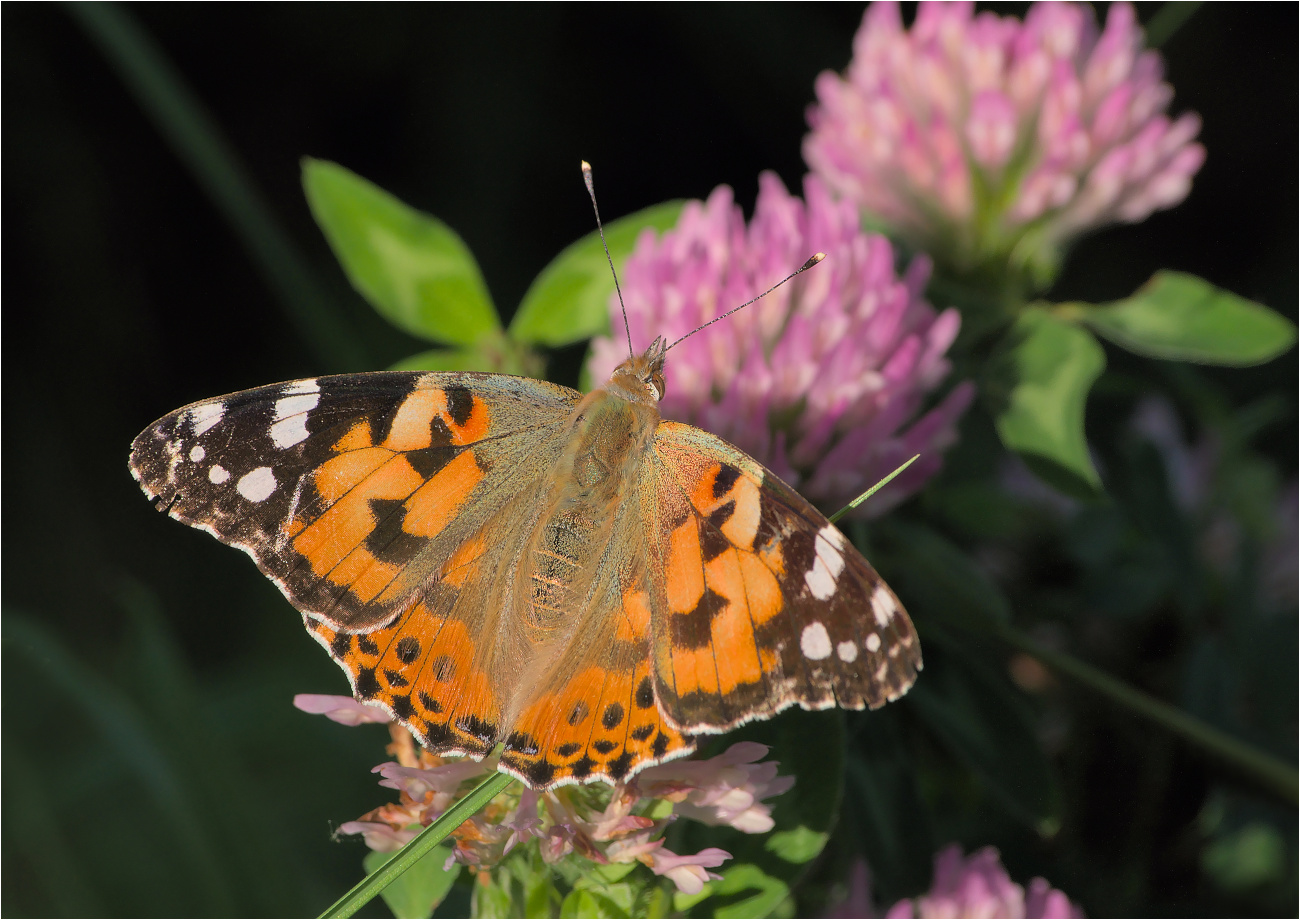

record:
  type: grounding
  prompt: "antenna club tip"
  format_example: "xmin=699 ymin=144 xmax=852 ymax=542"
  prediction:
xmin=581 ymin=160 xmax=592 ymax=173
xmin=800 ymin=252 xmax=826 ymax=271
xmin=813 ymin=252 xmax=826 ymax=262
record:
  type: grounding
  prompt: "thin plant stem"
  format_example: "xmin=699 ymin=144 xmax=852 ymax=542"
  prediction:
xmin=319 ymin=770 xmax=516 ymax=919
xmin=828 ymin=455 xmax=920 ymax=524
xmin=998 ymin=625 xmax=1298 ymax=806
xmin=67 ymin=2 xmax=368 ymax=372
xmin=1144 ymin=1 xmax=1202 ymax=48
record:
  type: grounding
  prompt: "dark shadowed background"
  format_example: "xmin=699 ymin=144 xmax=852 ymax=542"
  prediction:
xmin=4 ymin=3 xmax=1295 ymax=917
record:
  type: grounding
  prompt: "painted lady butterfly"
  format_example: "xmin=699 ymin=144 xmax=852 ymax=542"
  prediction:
xmin=129 ymin=177 xmax=921 ymax=791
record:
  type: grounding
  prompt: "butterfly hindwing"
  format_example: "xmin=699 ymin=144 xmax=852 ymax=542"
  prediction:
xmin=645 ymin=421 xmax=921 ymax=734
xmin=496 ymin=520 xmax=698 ymax=788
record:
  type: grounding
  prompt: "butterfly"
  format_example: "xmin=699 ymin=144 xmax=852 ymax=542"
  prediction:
xmin=129 ymin=177 xmax=921 ymax=791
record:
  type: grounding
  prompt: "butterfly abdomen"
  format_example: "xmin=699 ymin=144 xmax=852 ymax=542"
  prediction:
xmin=521 ymin=391 xmax=658 ymax=634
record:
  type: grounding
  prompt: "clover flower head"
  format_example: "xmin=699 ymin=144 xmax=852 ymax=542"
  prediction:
xmin=828 ymin=847 xmax=1083 ymax=918
xmin=805 ymin=1 xmax=1205 ymax=289
xmin=300 ymin=699 xmax=796 ymax=896
xmin=587 ymin=172 xmax=972 ymax=517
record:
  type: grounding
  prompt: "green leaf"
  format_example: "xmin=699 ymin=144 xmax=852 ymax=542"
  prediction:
xmin=361 ymin=844 xmax=459 ymax=920
xmin=1202 ymin=823 xmax=1288 ymax=893
xmin=388 ymin=348 xmax=494 ymax=373
xmin=876 ymin=521 xmax=1010 ymax=633
xmin=473 ymin=873 xmax=515 ymax=919
xmin=904 ymin=630 xmax=1061 ymax=833
xmin=302 ymin=157 xmax=499 ymax=345
xmin=708 ymin=864 xmax=790 ymax=919
xmin=1070 ymin=271 xmax=1297 ymax=366
xmin=763 ymin=826 xmax=827 ymax=865
xmin=388 ymin=336 xmax=544 ymax=377
xmin=510 ymin=200 xmax=685 ymax=346
xmin=842 ymin=709 xmax=935 ymax=904
xmin=988 ymin=308 xmax=1106 ymax=498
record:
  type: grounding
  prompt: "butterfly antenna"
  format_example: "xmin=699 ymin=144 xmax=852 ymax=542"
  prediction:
xmin=665 ymin=252 xmax=825 ymax=353
xmin=581 ymin=161 xmax=634 ymax=358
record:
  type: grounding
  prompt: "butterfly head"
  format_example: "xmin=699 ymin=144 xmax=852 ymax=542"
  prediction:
xmin=606 ymin=336 xmax=667 ymax=407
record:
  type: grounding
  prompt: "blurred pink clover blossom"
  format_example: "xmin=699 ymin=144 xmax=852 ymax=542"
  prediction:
xmin=588 ymin=172 xmax=973 ymax=517
xmin=828 ymin=845 xmax=1084 ymax=917
xmin=805 ymin=1 xmax=1205 ymax=290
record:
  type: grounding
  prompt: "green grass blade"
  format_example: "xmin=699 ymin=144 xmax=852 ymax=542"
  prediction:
xmin=319 ymin=770 xmax=516 ymax=919
xmin=67 ymin=2 xmax=368 ymax=371
xmin=828 ymin=455 xmax=920 ymax=524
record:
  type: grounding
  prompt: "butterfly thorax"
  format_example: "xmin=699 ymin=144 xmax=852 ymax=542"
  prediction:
xmin=517 ymin=357 xmax=661 ymax=640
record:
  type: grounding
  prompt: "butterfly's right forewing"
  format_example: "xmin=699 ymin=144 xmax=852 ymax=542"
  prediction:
xmin=644 ymin=421 xmax=921 ymax=734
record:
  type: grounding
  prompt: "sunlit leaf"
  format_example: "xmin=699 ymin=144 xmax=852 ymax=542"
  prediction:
xmin=988 ymin=308 xmax=1105 ymax=498
xmin=389 ymin=336 xmax=544 ymax=376
xmin=510 ymin=201 xmax=685 ymax=346
xmin=1072 ymin=271 xmax=1297 ymax=366
xmin=707 ymin=864 xmax=790 ymax=919
xmin=302 ymin=158 xmax=499 ymax=345
xmin=362 ymin=843 xmax=459 ymax=919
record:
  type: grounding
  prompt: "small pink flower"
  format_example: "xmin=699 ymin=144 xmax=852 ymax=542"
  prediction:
xmin=892 ymin=845 xmax=1084 ymax=918
xmin=293 ymin=693 xmax=391 ymax=726
xmin=373 ymin=759 xmax=488 ymax=821
xmin=638 ymin=741 xmax=795 ymax=834
xmin=646 ymin=846 xmax=731 ymax=896
xmin=502 ymin=787 xmax=544 ymax=855
xmin=336 ymin=820 xmax=417 ymax=853
xmin=588 ymin=173 xmax=972 ymax=517
xmin=806 ymin=2 xmax=1205 ymax=287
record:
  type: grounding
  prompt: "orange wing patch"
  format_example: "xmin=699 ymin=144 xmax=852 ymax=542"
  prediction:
xmin=499 ymin=659 xmax=694 ymax=788
xmin=306 ymin=600 xmax=503 ymax=757
xmin=283 ymin=386 xmax=493 ymax=627
xmin=652 ymin=454 xmax=792 ymax=728
xmin=499 ymin=585 xmax=695 ymax=787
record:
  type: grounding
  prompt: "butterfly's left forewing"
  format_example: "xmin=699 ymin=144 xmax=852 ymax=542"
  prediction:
xmin=644 ymin=421 xmax=921 ymax=734
xmin=130 ymin=372 xmax=580 ymax=632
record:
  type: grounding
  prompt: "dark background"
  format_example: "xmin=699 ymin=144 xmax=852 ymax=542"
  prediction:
xmin=4 ymin=3 xmax=1295 ymax=916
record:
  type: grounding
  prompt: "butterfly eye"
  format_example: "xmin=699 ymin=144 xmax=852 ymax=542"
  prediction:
xmin=647 ymin=372 xmax=666 ymax=401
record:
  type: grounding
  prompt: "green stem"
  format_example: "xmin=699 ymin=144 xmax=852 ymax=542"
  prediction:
xmin=998 ymin=625 xmax=1297 ymax=806
xmin=829 ymin=455 xmax=920 ymax=524
xmin=319 ymin=770 xmax=515 ymax=919
xmin=66 ymin=2 xmax=368 ymax=372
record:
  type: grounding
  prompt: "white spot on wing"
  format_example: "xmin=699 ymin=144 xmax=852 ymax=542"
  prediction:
xmin=837 ymin=641 xmax=858 ymax=662
xmin=820 ymin=523 xmax=845 ymax=549
xmin=284 ymin=378 xmax=320 ymax=396
xmin=189 ymin=445 xmax=205 ymax=462
xmin=865 ymin=633 xmax=881 ymax=653
xmin=800 ymin=622 xmax=832 ymax=660
xmin=188 ymin=402 xmax=225 ymax=435
xmin=804 ymin=526 xmax=846 ymax=600
xmin=270 ymin=390 xmax=319 ymax=448
xmin=237 ymin=466 xmax=278 ymax=502
xmin=209 ymin=464 xmax=230 ymax=484
xmin=871 ymin=587 xmax=897 ymax=627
